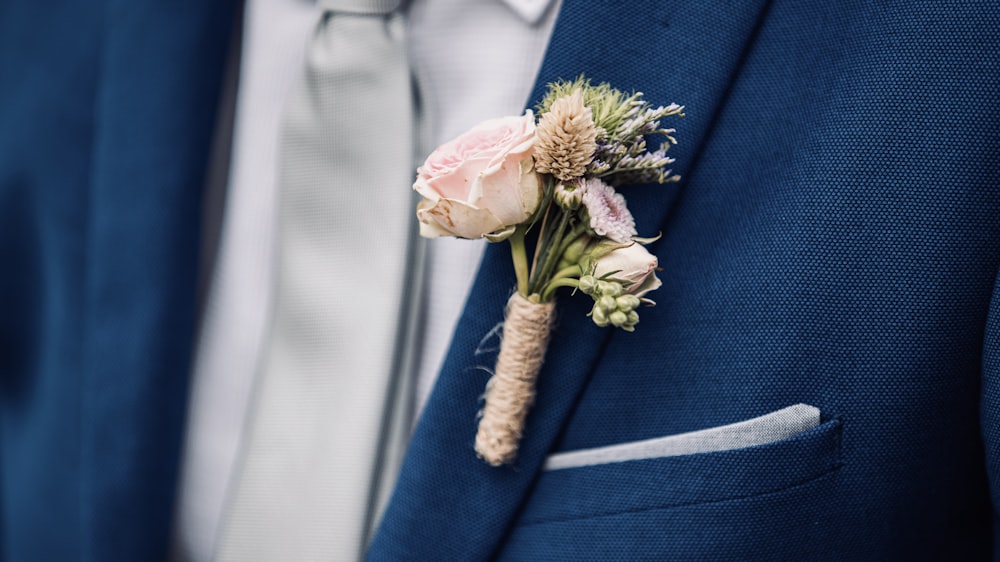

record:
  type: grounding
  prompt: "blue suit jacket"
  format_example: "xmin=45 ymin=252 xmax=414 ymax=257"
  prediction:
xmin=1 ymin=0 xmax=998 ymax=560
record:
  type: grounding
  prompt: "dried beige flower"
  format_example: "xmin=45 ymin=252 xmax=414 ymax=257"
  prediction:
xmin=534 ymin=90 xmax=598 ymax=181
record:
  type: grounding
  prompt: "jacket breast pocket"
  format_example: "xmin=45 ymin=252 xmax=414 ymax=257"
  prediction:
xmin=518 ymin=406 xmax=842 ymax=525
xmin=496 ymin=411 xmax=842 ymax=561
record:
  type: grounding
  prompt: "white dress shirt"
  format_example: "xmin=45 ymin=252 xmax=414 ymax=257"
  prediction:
xmin=172 ymin=0 xmax=559 ymax=559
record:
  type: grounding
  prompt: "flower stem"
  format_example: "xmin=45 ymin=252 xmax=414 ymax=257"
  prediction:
xmin=529 ymin=203 xmax=552 ymax=276
xmin=550 ymin=264 xmax=582 ymax=282
xmin=554 ymin=225 xmax=589 ymax=262
xmin=510 ymin=226 xmax=530 ymax=296
xmin=539 ymin=265 xmax=582 ymax=301
xmin=475 ymin=294 xmax=555 ymax=466
xmin=541 ymin=278 xmax=580 ymax=301
xmin=530 ymin=209 xmax=572 ymax=296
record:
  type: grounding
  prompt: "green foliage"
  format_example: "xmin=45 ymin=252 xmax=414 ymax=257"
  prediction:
xmin=537 ymin=76 xmax=685 ymax=186
xmin=537 ymin=76 xmax=642 ymax=138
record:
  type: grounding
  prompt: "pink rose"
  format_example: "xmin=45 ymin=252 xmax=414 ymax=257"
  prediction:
xmin=414 ymin=111 xmax=541 ymax=240
xmin=594 ymin=243 xmax=662 ymax=298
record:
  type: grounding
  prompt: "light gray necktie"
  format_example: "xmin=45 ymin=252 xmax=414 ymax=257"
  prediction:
xmin=215 ymin=1 xmax=419 ymax=559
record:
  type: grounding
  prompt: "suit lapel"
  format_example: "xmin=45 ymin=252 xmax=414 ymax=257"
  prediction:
xmin=367 ymin=0 xmax=771 ymax=558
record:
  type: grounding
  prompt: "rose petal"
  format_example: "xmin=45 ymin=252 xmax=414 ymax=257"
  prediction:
xmin=416 ymin=197 xmax=506 ymax=239
xmin=477 ymin=159 xmax=540 ymax=226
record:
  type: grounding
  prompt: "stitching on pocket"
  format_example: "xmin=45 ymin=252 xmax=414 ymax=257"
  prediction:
xmin=518 ymin=460 xmax=844 ymax=528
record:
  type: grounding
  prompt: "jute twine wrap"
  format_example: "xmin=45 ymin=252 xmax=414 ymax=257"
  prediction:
xmin=475 ymin=293 xmax=557 ymax=466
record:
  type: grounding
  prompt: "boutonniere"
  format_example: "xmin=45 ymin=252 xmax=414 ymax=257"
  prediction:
xmin=414 ymin=77 xmax=684 ymax=466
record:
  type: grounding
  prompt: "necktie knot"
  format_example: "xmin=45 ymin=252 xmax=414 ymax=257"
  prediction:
xmin=318 ymin=0 xmax=401 ymax=16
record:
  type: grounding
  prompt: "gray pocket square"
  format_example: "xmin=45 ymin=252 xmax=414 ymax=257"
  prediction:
xmin=543 ymin=404 xmax=821 ymax=471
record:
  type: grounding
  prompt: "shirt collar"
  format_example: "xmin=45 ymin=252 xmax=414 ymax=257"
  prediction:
xmin=500 ymin=0 xmax=555 ymax=25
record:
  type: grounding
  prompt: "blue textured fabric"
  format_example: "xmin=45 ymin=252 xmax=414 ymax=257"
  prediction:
xmin=368 ymin=0 xmax=1000 ymax=560
xmin=0 ymin=1 xmax=238 ymax=560
xmin=1 ymin=0 xmax=997 ymax=560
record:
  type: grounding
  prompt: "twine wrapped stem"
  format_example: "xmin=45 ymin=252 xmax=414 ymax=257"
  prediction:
xmin=475 ymin=293 xmax=556 ymax=466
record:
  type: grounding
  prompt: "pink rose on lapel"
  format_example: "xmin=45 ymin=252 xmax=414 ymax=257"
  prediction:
xmin=415 ymin=112 xmax=540 ymax=240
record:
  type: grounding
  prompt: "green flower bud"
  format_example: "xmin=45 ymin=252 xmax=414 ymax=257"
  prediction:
xmin=597 ymin=281 xmax=622 ymax=297
xmin=591 ymin=305 xmax=610 ymax=327
xmin=609 ymin=310 xmax=629 ymax=327
xmin=616 ymin=294 xmax=641 ymax=311
xmin=627 ymin=310 xmax=640 ymax=325
xmin=599 ymin=295 xmax=617 ymax=313
xmin=578 ymin=275 xmax=598 ymax=295
xmin=554 ymin=182 xmax=583 ymax=210
xmin=561 ymin=236 xmax=590 ymax=265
